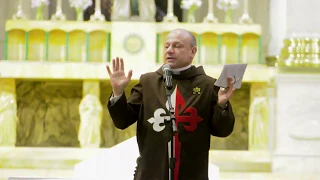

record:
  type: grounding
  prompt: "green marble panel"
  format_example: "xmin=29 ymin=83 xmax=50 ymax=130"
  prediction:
xmin=100 ymin=81 xmax=250 ymax=150
xmin=100 ymin=80 xmax=137 ymax=147
xmin=15 ymin=80 xmax=82 ymax=147
xmin=210 ymin=83 xmax=250 ymax=150
xmin=15 ymin=80 xmax=249 ymax=150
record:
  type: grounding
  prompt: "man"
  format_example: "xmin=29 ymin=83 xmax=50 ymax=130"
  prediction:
xmin=106 ymin=29 xmax=235 ymax=180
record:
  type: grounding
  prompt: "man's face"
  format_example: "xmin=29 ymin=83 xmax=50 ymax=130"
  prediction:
xmin=164 ymin=31 xmax=197 ymax=69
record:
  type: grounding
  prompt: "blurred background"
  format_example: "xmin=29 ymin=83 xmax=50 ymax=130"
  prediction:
xmin=0 ymin=0 xmax=320 ymax=180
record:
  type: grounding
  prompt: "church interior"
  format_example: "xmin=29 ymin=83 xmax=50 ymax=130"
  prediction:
xmin=0 ymin=0 xmax=319 ymax=179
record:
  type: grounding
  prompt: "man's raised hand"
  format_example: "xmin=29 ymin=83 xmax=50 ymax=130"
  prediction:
xmin=106 ymin=57 xmax=132 ymax=96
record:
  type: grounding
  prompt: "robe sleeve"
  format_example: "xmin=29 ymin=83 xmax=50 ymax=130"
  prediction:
xmin=107 ymin=78 xmax=143 ymax=130
xmin=209 ymin=85 xmax=235 ymax=137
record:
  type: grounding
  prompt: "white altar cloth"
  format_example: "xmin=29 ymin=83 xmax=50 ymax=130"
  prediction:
xmin=73 ymin=136 xmax=220 ymax=180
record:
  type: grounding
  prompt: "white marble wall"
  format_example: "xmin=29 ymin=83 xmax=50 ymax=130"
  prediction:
xmin=273 ymin=74 xmax=320 ymax=173
xmin=268 ymin=0 xmax=320 ymax=56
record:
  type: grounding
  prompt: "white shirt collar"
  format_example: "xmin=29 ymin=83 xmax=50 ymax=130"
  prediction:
xmin=171 ymin=64 xmax=192 ymax=74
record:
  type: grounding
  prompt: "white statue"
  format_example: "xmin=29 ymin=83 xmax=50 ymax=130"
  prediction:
xmin=78 ymin=94 xmax=103 ymax=148
xmin=248 ymin=97 xmax=269 ymax=150
xmin=0 ymin=92 xmax=18 ymax=147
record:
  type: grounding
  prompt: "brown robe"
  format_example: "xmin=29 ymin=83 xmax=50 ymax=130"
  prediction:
xmin=108 ymin=65 xmax=235 ymax=180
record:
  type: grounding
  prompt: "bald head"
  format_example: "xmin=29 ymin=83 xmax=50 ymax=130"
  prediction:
xmin=164 ymin=28 xmax=198 ymax=69
xmin=167 ymin=28 xmax=197 ymax=47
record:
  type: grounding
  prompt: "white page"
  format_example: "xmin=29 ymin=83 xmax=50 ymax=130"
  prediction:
xmin=214 ymin=64 xmax=248 ymax=89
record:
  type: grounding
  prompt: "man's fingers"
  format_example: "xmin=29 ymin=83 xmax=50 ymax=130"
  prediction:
xmin=120 ymin=58 xmax=124 ymax=71
xmin=115 ymin=57 xmax=120 ymax=71
xmin=229 ymin=88 xmax=235 ymax=97
xmin=227 ymin=77 xmax=233 ymax=84
xmin=127 ymin=70 xmax=133 ymax=81
xmin=106 ymin=65 xmax=112 ymax=76
xmin=229 ymin=80 xmax=234 ymax=92
xmin=112 ymin=58 xmax=115 ymax=71
xmin=227 ymin=77 xmax=234 ymax=92
xmin=112 ymin=57 xmax=125 ymax=72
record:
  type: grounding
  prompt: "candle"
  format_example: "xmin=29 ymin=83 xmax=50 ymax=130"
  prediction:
xmin=208 ymin=0 xmax=213 ymax=14
xmin=203 ymin=0 xmax=218 ymax=23
xmin=90 ymin=0 xmax=104 ymax=21
xmin=163 ymin=0 xmax=178 ymax=22
xmin=168 ymin=0 xmax=174 ymax=16
xmin=239 ymin=0 xmax=252 ymax=24
xmin=51 ymin=0 xmax=66 ymax=20
xmin=95 ymin=0 xmax=101 ymax=12
xmin=244 ymin=0 xmax=248 ymax=13
xmin=56 ymin=0 xmax=62 ymax=13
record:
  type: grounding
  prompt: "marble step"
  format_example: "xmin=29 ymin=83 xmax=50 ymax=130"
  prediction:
xmin=0 ymin=168 xmax=73 ymax=180
xmin=0 ymin=147 xmax=104 ymax=169
xmin=1 ymin=169 xmax=319 ymax=180
xmin=210 ymin=150 xmax=271 ymax=172
xmin=0 ymin=147 xmax=271 ymax=172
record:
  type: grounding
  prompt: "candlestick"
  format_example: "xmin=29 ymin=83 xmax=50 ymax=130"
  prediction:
xmin=13 ymin=0 xmax=27 ymax=19
xmin=163 ymin=0 xmax=178 ymax=22
xmin=51 ymin=0 xmax=66 ymax=20
xmin=203 ymin=0 xmax=218 ymax=23
xmin=239 ymin=0 xmax=252 ymax=24
xmin=90 ymin=0 xmax=105 ymax=21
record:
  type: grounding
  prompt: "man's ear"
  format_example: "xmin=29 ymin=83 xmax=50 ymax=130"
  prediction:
xmin=191 ymin=46 xmax=197 ymax=58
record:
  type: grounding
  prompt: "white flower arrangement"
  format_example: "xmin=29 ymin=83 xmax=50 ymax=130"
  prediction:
xmin=181 ymin=0 xmax=202 ymax=23
xmin=181 ymin=0 xmax=202 ymax=10
xmin=217 ymin=0 xmax=239 ymax=11
xmin=31 ymin=0 xmax=50 ymax=8
xmin=69 ymin=0 xmax=93 ymax=10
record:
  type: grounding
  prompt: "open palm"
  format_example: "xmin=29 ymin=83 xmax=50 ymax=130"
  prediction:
xmin=106 ymin=57 xmax=132 ymax=96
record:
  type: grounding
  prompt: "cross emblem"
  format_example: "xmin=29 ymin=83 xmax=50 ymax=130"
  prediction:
xmin=193 ymin=87 xmax=201 ymax=95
